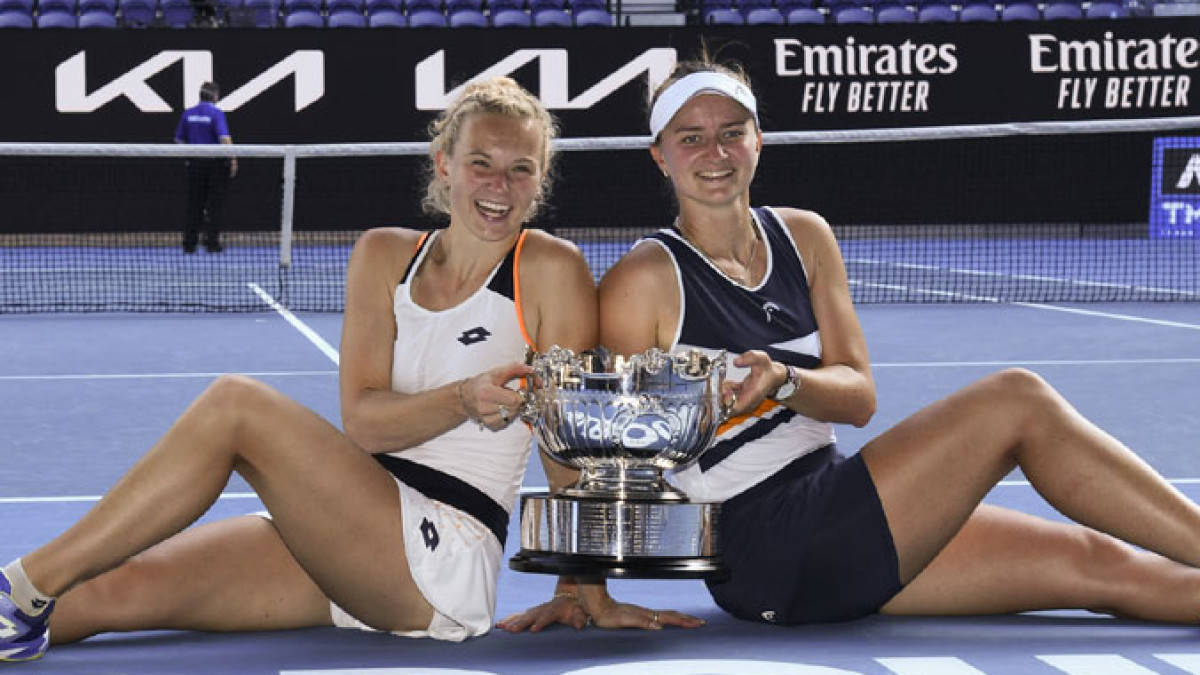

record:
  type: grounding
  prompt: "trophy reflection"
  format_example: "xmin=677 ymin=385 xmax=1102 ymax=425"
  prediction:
xmin=510 ymin=346 xmax=728 ymax=578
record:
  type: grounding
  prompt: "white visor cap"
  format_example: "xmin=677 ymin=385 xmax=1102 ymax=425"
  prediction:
xmin=649 ymin=71 xmax=759 ymax=140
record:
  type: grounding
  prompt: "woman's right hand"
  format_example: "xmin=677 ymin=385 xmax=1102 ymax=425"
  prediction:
xmin=457 ymin=361 xmax=531 ymax=431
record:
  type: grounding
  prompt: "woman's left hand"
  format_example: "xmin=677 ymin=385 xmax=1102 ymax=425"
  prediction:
xmin=722 ymin=350 xmax=786 ymax=417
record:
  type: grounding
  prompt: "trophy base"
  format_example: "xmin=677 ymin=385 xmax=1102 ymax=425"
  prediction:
xmin=509 ymin=551 xmax=725 ymax=579
xmin=510 ymin=492 xmax=725 ymax=580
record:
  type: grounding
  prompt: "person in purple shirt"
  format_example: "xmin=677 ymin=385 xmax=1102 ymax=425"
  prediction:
xmin=174 ymin=81 xmax=237 ymax=253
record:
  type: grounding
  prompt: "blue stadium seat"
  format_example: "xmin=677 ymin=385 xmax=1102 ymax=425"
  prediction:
xmin=916 ymin=3 xmax=954 ymax=19
xmin=365 ymin=0 xmax=398 ymax=11
xmin=875 ymin=4 xmax=914 ymax=20
xmin=119 ymin=0 xmax=155 ymax=26
xmin=407 ymin=6 xmax=445 ymax=23
xmin=486 ymin=0 xmax=521 ymax=9
xmin=0 ymin=8 xmax=32 ymax=24
xmin=447 ymin=6 xmax=484 ymax=22
xmin=328 ymin=6 xmax=366 ymax=22
xmin=491 ymin=6 xmax=528 ymax=22
xmin=0 ymin=0 xmax=31 ymax=10
xmin=160 ymin=0 xmax=192 ymax=24
xmin=283 ymin=7 xmax=322 ymax=23
xmin=37 ymin=0 xmax=74 ymax=12
xmin=36 ymin=8 xmax=76 ymax=24
xmin=1043 ymin=0 xmax=1081 ymax=16
xmin=77 ymin=0 xmax=112 ymax=11
xmin=958 ymin=1 xmax=996 ymax=19
xmin=833 ymin=5 xmax=871 ymax=21
xmin=532 ymin=5 xmax=566 ymax=21
xmin=78 ymin=7 xmax=118 ymax=23
xmin=282 ymin=0 xmax=318 ymax=12
xmin=1001 ymin=1 xmax=1039 ymax=18
xmin=366 ymin=5 xmax=403 ymax=21
xmin=785 ymin=5 xmax=823 ymax=21
xmin=567 ymin=0 xmax=601 ymax=8
xmin=705 ymin=6 xmax=743 ymax=22
xmin=735 ymin=0 xmax=770 ymax=10
xmin=405 ymin=0 xmax=438 ymax=10
xmin=776 ymin=0 xmax=814 ymax=11
xmin=1085 ymin=0 xmax=1129 ymax=16
xmin=242 ymin=0 xmax=279 ymax=25
xmin=572 ymin=5 xmax=608 ymax=22
xmin=529 ymin=0 xmax=559 ymax=9
xmin=745 ymin=6 xmax=782 ymax=21
xmin=443 ymin=0 xmax=477 ymax=10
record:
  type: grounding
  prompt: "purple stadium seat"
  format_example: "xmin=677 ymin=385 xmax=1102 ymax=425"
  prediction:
xmin=916 ymin=3 xmax=954 ymax=19
xmin=1001 ymin=1 xmax=1039 ymax=18
xmin=447 ymin=6 xmax=485 ymax=22
xmin=407 ymin=6 xmax=445 ymax=23
xmin=367 ymin=5 xmax=404 ymax=21
xmin=875 ymin=4 xmax=914 ymax=20
xmin=328 ymin=6 xmax=366 ymax=23
xmin=36 ymin=8 xmax=77 ymax=24
xmin=705 ymin=6 xmax=742 ymax=22
xmin=833 ymin=5 xmax=871 ymax=21
xmin=491 ymin=6 xmax=528 ymax=23
xmin=118 ymin=0 xmax=155 ymax=26
xmin=1085 ymin=0 xmax=1129 ymax=16
xmin=745 ymin=6 xmax=782 ymax=22
xmin=0 ymin=8 xmax=33 ymax=24
xmin=785 ymin=5 xmax=823 ymax=21
xmin=958 ymin=1 xmax=996 ymax=19
xmin=283 ymin=7 xmax=322 ymax=24
xmin=78 ymin=7 xmax=118 ymax=24
xmin=572 ymin=5 xmax=608 ymax=22
xmin=1043 ymin=0 xmax=1081 ymax=17
xmin=532 ymin=6 xmax=568 ymax=22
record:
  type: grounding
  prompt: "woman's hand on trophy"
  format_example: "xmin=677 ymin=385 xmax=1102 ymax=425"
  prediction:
xmin=722 ymin=350 xmax=787 ymax=417
xmin=457 ymin=361 xmax=533 ymax=431
xmin=495 ymin=593 xmax=589 ymax=632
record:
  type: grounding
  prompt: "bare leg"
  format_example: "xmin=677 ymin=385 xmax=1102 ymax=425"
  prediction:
xmin=51 ymin=516 xmax=331 ymax=643
xmin=882 ymin=504 xmax=1200 ymax=622
xmin=861 ymin=369 xmax=1200 ymax=602
xmin=24 ymin=375 xmax=433 ymax=633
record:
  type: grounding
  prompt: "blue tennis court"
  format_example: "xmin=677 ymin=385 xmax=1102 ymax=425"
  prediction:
xmin=3 ymin=294 xmax=1199 ymax=674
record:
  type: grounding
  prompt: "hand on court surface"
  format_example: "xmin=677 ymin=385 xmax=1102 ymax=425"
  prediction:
xmin=722 ymin=350 xmax=786 ymax=416
xmin=459 ymin=361 xmax=532 ymax=431
xmin=497 ymin=593 xmax=705 ymax=632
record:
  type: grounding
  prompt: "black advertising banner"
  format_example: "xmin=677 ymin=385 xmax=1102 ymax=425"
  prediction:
xmin=0 ymin=19 xmax=1197 ymax=143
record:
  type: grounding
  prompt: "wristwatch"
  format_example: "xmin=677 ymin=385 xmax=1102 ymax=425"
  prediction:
xmin=771 ymin=364 xmax=801 ymax=401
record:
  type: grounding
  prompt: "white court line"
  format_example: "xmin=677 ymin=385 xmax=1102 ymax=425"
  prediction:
xmin=873 ymin=358 xmax=1200 ymax=368
xmin=1013 ymin=302 xmax=1200 ymax=331
xmin=0 ymin=371 xmax=336 ymax=381
xmin=248 ymin=282 xmax=340 ymax=365
xmin=0 ymin=492 xmax=259 ymax=504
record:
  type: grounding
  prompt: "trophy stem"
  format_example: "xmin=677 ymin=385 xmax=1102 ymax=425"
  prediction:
xmin=560 ymin=463 xmax=686 ymax=501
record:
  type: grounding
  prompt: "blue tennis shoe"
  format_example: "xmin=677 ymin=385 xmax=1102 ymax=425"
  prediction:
xmin=0 ymin=570 xmax=52 ymax=662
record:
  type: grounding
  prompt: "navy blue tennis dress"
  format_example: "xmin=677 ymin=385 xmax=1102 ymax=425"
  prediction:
xmin=645 ymin=206 xmax=903 ymax=624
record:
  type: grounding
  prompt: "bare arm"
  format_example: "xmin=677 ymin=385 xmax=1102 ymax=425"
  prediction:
xmin=724 ymin=210 xmax=876 ymax=428
xmin=339 ymin=228 xmax=481 ymax=453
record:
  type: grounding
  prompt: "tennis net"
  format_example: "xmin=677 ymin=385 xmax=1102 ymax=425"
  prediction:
xmin=1 ymin=116 xmax=1197 ymax=312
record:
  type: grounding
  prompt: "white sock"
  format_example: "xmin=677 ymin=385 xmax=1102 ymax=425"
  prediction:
xmin=2 ymin=559 xmax=53 ymax=617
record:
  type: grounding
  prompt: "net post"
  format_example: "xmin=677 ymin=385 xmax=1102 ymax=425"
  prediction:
xmin=280 ymin=145 xmax=297 ymax=269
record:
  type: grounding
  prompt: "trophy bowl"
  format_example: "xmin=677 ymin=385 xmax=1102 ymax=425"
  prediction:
xmin=509 ymin=346 xmax=729 ymax=579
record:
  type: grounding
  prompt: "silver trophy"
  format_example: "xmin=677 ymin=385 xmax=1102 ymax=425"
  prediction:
xmin=510 ymin=346 xmax=729 ymax=578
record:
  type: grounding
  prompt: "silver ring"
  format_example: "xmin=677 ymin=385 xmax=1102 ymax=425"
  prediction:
xmin=498 ymin=405 xmax=510 ymax=424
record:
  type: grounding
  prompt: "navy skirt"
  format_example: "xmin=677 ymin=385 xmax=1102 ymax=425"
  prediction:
xmin=705 ymin=444 xmax=903 ymax=624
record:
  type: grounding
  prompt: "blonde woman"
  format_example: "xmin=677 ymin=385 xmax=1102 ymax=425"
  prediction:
xmin=0 ymin=76 xmax=596 ymax=661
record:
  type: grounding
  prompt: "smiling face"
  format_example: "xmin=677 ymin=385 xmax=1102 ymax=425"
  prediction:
xmin=436 ymin=111 xmax=545 ymax=243
xmin=650 ymin=93 xmax=762 ymax=211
